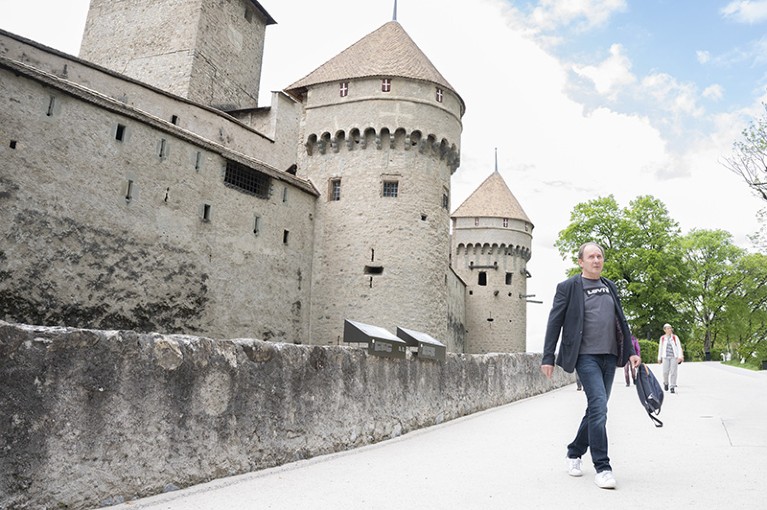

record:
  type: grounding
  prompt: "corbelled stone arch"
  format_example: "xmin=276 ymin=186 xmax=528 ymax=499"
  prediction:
xmin=361 ymin=127 xmax=376 ymax=149
xmin=305 ymin=133 xmax=318 ymax=156
xmin=347 ymin=128 xmax=361 ymax=150
xmin=408 ymin=130 xmax=423 ymax=151
xmin=393 ymin=128 xmax=408 ymax=150
xmin=332 ymin=130 xmax=346 ymax=153
xmin=319 ymin=132 xmax=331 ymax=154
xmin=456 ymin=243 xmax=466 ymax=255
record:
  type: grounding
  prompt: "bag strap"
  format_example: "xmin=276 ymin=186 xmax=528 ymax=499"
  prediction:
xmin=648 ymin=412 xmax=663 ymax=428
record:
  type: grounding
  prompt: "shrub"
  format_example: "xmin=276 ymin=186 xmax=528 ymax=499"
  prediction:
xmin=638 ymin=340 xmax=658 ymax=364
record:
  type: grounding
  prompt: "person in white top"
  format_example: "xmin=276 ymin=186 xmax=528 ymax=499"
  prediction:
xmin=657 ymin=324 xmax=684 ymax=393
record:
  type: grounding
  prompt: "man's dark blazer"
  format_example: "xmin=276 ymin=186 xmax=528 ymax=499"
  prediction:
xmin=542 ymin=274 xmax=635 ymax=373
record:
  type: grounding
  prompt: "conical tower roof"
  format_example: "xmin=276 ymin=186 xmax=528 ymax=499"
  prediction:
xmin=452 ymin=171 xmax=533 ymax=225
xmin=284 ymin=21 xmax=465 ymax=113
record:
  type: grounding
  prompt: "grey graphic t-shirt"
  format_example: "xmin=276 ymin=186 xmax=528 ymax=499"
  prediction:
xmin=580 ymin=277 xmax=618 ymax=356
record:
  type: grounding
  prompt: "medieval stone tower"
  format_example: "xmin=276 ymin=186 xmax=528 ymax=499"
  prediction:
xmin=451 ymin=170 xmax=533 ymax=353
xmin=79 ymin=0 xmax=275 ymax=110
xmin=284 ymin=21 xmax=464 ymax=345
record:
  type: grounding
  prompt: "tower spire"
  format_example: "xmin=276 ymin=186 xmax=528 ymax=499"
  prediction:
xmin=393 ymin=0 xmax=398 ymax=21
xmin=494 ymin=147 xmax=498 ymax=172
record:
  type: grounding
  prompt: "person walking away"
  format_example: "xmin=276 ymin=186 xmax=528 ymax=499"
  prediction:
xmin=624 ymin=335 xmax=641 ymax=386
xmin=657 ymin=324 xmax=683 ymax=393
xmin=541 ymin=242 xmax=641 ymax=490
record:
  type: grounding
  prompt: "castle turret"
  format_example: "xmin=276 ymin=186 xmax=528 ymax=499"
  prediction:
xmin=285 ymin=21 xmax=464 ymax=345
xmin=79 ymin=0 xmax=275 ymax=110
xmin=451 ymin=170 xmax=533 ymax=353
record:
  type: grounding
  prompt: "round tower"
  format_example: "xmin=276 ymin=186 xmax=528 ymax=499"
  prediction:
xmin=285 ymin=21 xmax=464 ymax=345
xmin=451 ymin=170 xmax=533 ymax=353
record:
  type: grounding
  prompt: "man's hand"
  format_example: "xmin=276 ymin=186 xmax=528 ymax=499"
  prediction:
xmin=541 ymin=364 xmax=554 ymax=379
xmin=630 ymin=354 xmax=641 ymax=368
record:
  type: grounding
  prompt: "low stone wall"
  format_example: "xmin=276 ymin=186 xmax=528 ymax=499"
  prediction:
xmin=0 ymin=321 xmax=572 ymax=509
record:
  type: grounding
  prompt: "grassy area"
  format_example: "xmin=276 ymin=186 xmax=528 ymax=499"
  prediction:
xmin=722 ymin=359 xmax=762 ymax=371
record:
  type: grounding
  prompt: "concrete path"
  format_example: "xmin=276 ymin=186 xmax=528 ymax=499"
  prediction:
xmin=106 ymin=362 xmax=766 ymax=509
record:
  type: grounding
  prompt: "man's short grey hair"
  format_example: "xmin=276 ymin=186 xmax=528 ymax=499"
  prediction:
xmin=577 ymin=242 xmax=605 ymax=260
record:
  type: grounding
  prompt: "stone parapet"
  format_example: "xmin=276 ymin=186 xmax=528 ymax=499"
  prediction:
xmin=0 ymin=321 xmax=572 ymax=509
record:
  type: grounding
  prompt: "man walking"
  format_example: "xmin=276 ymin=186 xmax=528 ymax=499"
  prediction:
xmin=541 ymin=242 xmax=641 ymax=489
xmin=658 ymin=324 xmax=683 ymax=393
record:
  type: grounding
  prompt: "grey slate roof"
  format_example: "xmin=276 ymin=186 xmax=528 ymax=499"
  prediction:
xmin=284 ymin=21 xmax=464 ymax=113
xmin=452 ymin=171 xmax=533 ymax=225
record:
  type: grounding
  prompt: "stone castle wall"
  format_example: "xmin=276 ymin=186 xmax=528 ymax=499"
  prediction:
xmin=0 ymin=320 xmax=573 ymax=510
xmin=80 ymin=0 xmax=269 ymax=109
xmin=0 ymin=48 xmax=316 ymax=343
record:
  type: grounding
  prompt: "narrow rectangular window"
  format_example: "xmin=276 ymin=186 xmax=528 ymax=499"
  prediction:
xmin=171 ymin=115 xmax=179 ymax=125
xmin=194 ymin=151 xmax=202 ymax=170
xmin=478 ymin=271 xmax=487 ymax=286
xmin=503 ymin=218 xmax=509 ymax=228
xmin=159 ymin=139 xmax=167 ymax=159
xmin=253 ymin=216 xmax=260 ymax=236
xmin=442 ymin=193 xmax=449 ymax=210
xmin=382 ymin=180 xmax=398 ymax=198
xmin=47 ymin=96 xmax=56 ymax=116
xmin=381 ymin=78 xmax=391 ymax=92
xmin=125 ymin=179 xmax=134 ymax=201
xmin=282 ymin=186 xmax=288 ymax=203
xmin=115 ymin=124 xmax=126 ymax=141
xmin=330 ymin=179 xmax=341 ymax=201
xmin=283 ymin=230 xmax=289 ymax=244
xmin=505 ymin=272 xmax=513 ymax=285
xmin=245 ymin=8 xmax=253 ymax=21
xmin=339 ymin=82 xmax=349 ymax=97
xmin=436 ymin=87 xmax=443 ymax=103
xmin=474 ymin=217 xmax=480 ymax=226
xmin=9 ymin=140 xmax=17 ymax=149
xmin=202 ymin=204 xmax=211 ymax=221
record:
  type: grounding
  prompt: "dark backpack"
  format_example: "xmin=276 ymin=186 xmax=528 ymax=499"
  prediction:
xmin=633 ymin=363 xmax=664 ymax=427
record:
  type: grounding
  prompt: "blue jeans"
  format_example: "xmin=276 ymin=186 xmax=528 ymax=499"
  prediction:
xmin=567 ymin=354 xmax=617 ymax=473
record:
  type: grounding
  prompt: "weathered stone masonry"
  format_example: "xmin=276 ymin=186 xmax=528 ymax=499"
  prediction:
xmin=0 ymin=321 xmax=572 ymax=509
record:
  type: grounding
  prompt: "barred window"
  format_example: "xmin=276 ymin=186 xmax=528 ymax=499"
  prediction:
xmin=382 ymin=78 xmax=391 ymax=92
xmin=224 ymin=160 xmax=271 ymax=199
xmin=330 ymin=179 xmax=341 ymax=201
xmin=340 ymin=82 xmax=349 ymax=97
xmin=382 ymin=180 xmax=398 ymax=198
xmin=436 ymin=87 xmax=443 ymax=103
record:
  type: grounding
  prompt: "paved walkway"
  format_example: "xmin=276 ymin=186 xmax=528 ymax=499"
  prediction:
xmin=107 ymin=362 xmax=766 ymax=509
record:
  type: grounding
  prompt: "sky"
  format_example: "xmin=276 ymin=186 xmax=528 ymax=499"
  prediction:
xmin=2 ymin=0 xmax=766 ymax=353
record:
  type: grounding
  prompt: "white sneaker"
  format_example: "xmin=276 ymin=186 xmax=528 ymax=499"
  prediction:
xmin=594 ymin=470 xmax=616 ymax=489
xmin=567 ymin=457 xmax=583 ymax=477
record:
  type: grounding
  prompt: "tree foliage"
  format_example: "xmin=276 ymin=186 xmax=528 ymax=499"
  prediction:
xmin=722 ymin=103 xmax=767 ymax=202
xmin=555 ymin=195 xmax=685 ymax=339
xmin=555 ymin=196 xmax=767 ymax=362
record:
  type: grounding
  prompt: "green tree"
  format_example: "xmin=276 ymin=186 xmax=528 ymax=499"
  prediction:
xmin=721 ymin=252 xmax=767 ymax=365
xmin=555 ymin=195 xmax=686 ymax=339
xmin=678 ymin=229 xmax=745 ymax=359
xmin=722 ymin=103 xmax=767 ymax=202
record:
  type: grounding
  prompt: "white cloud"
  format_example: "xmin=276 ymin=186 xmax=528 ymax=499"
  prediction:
xmin=721 ymin=1 xmax=767 ymax=23
xmin=528 ymin=0 xmax=628 ymax=33
xmin=572 ymin=43 xmax=636 ymax=100
xmin=696 ymin=50 xmax=711 ymax=64
xmin=641 ymin=72 xmax=705 ymax=118
xmin=703 ymin=84 xmax=725 ymax=101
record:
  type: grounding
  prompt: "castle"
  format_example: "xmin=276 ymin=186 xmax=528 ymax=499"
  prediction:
xmin=0 ymin=0 xmax=533 ymax=354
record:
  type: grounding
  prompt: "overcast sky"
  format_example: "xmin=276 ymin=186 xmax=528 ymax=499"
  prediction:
xmin=2 ymin=0 xmax=766 ymax=352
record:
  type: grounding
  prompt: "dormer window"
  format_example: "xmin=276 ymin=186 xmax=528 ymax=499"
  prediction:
xmin=340 ymin=82 xmax=349 ymax=97
xmin=436 ymin=87 xmax=443 ymax=103
xmin=381 ymin=78 xmax=391 ymax=92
